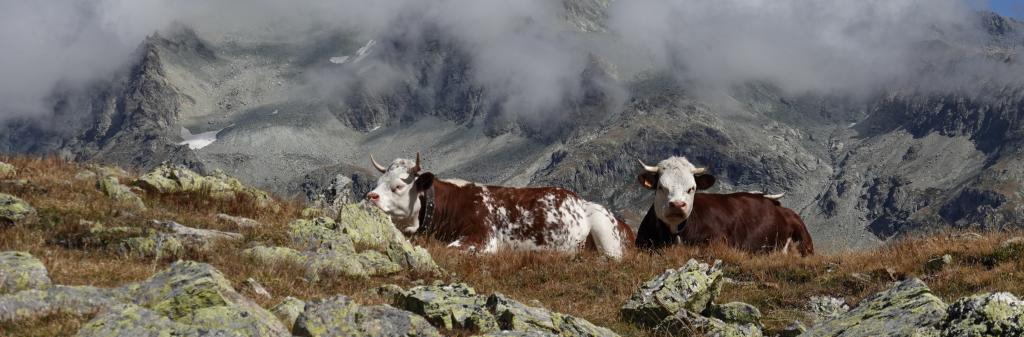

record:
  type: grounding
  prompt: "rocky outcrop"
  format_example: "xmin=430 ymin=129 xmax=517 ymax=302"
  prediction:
xmin=0 ymin=256 xmax=291 ymax=336
xmin=806 ymin=296 xmax=849 ymax=324
xmin=0 ymin=252 xmax=51 ymax=294
xmin=134 ymin=164 xmax=272 ymax=208
xmin=245 ymin=204 xmax=439 ymax=279
xmin=657 ymin=309 xmax=764 ymax=337
xmin=217 ymin=213 xmax=262 ymax=228
xmin=151 ymin=220 xmax=243 ymax=248
xmin=0 ymin=193 xmax=35 ymax=225
xmin=621 ymin=259 xmax=725 ymax=327
xmin=394 ymin=283 xmax=619 ymax=336
xmin=293 ymin=296 xmax=441 ymax=337
xmin=940 ymin=292 xmax=1024 ymax=337
xmin=271 ymin=297 xmax=306 ymax=331
xmin=801 ymin=278 xmax=947 ymax=337
xmin=97 ymin=175 xmax=146 ymax=209
xmin=81 ymin=220 xmax=243 ymax=258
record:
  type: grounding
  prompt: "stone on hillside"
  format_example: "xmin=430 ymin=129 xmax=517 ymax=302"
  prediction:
xmin=97 ymin=176 xmax=146 ymax=209
xmin=246 ymin=278 xmax=271 ymax=299
xmin=801 ymin=278 xmax=947 ymax=337
xmin=487 ymin=293 xmax=620 ymax=337
xmin=781 ymin=321 xmax=808 ymax=337
xmin=621 ymin=259 xmax=724 ymax=327
xmin=992 ymin=237 xmax=1024 ymax=263
xmin=151 ymin=220 xmax=243 ymax=248
xmin=395 ymin=283 xmax=619 ymax=336
xmin=133 ymin=164 xmax=272 ymax=208
xmin=244 ymin=245 xmax=307 ymax=266
xmin=941 ymin=292 xmax=1024 ymax=337
xmin=272 ymin=297 xmax=306 ymax=331
xmin=76 ymin=303 xmax=239 ymax=337
xmin=88 ymin=164 xmax=131 ymax=179
xmin=0 ymin=286 xmax=127 ymax=322
xmin=289 ymin=217 xmax=356 ymax=253
xmin=708 ymin=302 xmax=763 ymax=328
xmin=807 ymin=296 xmax=849 ymax=324
xmin=217 ymin=213 xmax=262 ymax=228
xmin=396 ymin=283 xmax=499 ymax=332
xmin=656 ymin=309 xmax=763 ymax=337
xmin=85 ymin=225 xmax=184 ymax=259
xmin=923 ymin=254 xmax=953 ymax=274
xmin=0 ymin=251 xmax=51 ymax=294
xmin=0 ymin=161 xmax=15 ymax=178
xmin=473 ymin=332 xmax=558 ymax=337
xmin=130 ymin=260 xmax=290 ymax=336
xmin=293 ymin=295 xmax=441 ymax=337
xmin=0 ymin=193 xmax=35 ymax=225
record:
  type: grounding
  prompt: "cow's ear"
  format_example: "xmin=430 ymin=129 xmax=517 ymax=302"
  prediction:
xmin=695 ymin=174 xmax=715 ymax=190
xmin=638 ymin=172 xmax=658 ymax=189
xmin=414 ymin=172 xmax=435 ymax=190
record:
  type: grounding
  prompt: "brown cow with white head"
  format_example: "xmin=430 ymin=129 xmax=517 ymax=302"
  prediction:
xmin=366 ymin=153 xmax=634 ymax=259
xmin=635 ymin=156 xmax=814 ymax=255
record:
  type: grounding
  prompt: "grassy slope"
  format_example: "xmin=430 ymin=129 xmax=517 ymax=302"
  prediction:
xmin=1 ymin=156 xmax=1022 ymax=337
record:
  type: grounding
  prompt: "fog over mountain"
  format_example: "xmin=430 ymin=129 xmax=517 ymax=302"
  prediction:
xmin=2 ymin=0 xmax=1024 ymax=251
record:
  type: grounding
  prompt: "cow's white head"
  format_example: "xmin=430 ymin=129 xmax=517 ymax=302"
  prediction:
xmin=366 ymin=153 xmax=433 ymax=234
xmin=637 ymin=156 xmax=715 ymax=233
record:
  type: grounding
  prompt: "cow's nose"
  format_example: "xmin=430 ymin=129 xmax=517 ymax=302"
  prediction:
xmin=366 ymin=192 xmax=380 ymax=201
xmin=670 ymin=200 xmax=687 ymax=209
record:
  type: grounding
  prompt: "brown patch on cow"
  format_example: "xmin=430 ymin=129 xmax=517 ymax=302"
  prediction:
xmin=636 ymin=192 xmax=814 ymax=256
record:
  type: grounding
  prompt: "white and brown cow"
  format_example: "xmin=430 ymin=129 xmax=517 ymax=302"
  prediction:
xmin=365 ymin=153 xmax=634 ymax=259
xmin=635 ymin=156 xmax=814 ymax=256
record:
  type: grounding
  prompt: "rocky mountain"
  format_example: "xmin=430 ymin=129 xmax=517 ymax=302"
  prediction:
xmin=3 ymin=4 xmax=1024 ymax=251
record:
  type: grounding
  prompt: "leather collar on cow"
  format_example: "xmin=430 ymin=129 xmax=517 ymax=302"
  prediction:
xmin=416 ymin=182 xmax=436 ymax=234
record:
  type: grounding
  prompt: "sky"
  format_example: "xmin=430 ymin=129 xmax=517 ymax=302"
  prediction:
xmin=989 ymin=0 xmax=1024 ymax=18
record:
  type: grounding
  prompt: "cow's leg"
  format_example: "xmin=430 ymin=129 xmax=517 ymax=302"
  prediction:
xmin=585 ymin=205 xmax=624 ymax=260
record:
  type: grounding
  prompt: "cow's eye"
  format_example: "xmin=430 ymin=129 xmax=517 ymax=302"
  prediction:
xmin=688 ymin=187 xmax=695 ymax=193
xmin=391 ymin=184 xmax=405 ymax=193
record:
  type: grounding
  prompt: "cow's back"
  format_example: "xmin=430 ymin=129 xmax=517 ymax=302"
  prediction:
xmin=687 ymin=193 xmax=808 ymax=253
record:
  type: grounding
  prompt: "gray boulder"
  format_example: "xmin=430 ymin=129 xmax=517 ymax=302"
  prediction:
xmin=0 ymin=193 xmax=35 ymax=225
xmin=97 ymin=175 xmax=146 ymax=209
xmin=394 ymin=283 xmax=620 ymax=336
xmin=807 ymin=296 xmax=849 ymax=324
xmin=0 ymin=161 xmax=15 ymax=178
xmin=0 ymin=251 xmax=51 ymax=294
xmin=941 ymin=292 xmax=1024 ymax=337
xmin=0 ymin=285 xmax=127 ymax=322
xmin=76 ymin=303 xmax=241 ymax=337
xmin=293 ymin=295 xmax=440 ymax=337
xmin=708 ymin=302 xmax=763 ymax=328
xmin=800 ymin=278 xmax=947 ymax=337
xmin=271 ymin=296 xmax=306 ymax=331
xmin=656 ymin=309 xmax=763 ymax=337
xmin=621 ymin=259 xmax=724 ymax=327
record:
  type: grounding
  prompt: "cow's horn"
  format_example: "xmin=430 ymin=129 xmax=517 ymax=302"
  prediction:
xmin=638 ymin=159 xmax=659 ymax=173
xmin=410 ymin=152 xmax=422 ymax=174
xmin=370 ymin=154 xmax=387 ymax=173
xmin=691 ymin=167 xmax=707 ymax=175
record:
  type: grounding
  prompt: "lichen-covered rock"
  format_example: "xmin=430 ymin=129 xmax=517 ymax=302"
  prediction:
xmin=0 ymin=251 xmax=51 ymax=294
xmin=656 ymin=309 xmax=763 ymax=337
xmin=621 ymin=259 xmax=724 ymax=327
xmin=487 ymin=293 xmax=620 ymax=337
xmin=0 ymin=161 xmax=15 ymax=178
xmin=97 ymin=176 xmax=146 ymax=209
xmin=781 ymin=321 xmax=808 ymax=337
xmin=395 ymin=283 xmax=619 ymax=336
xmin=473 ymin=332 xmax=558 ymax=337
xmin=294 ymin=296 xmax=441 ymax=337
xmin=289 ymin=217 xmax=356 ymax=253
xmin=272 ymin=296 xmax=306 ymax=330
xmin=151 ymin=220 xmax=243 ymax=248
xmin=85 ymin=225 xmax=184 ymax=259
xmin=708 ymin=302 xmax=763 ymax=328
xmin=133 ymin=164 xmax=272 ymax=208
xmin=940 ymin=292 xmax=1024 ymax=337
xmin=396 ymin=283 xmax=500 ymax=332
xmin=807 ymin=296 xmax=849 ymax=324
xmin=131 ymin=260 xmax=290 ymax=336
xmin=0 ymin=286 xmax=127 ymax=321
xmin=76 ymin=303 xmax=241 ymax=337
xmin=801 ymin=278 xmax=947 ymax=337
xmin=245 ymin=245 xmax=307 ymax=266
xmin=0 ymin=193 xmax=35 ymax=225
xmin=217 ymin=213 xmax=262 ymax=228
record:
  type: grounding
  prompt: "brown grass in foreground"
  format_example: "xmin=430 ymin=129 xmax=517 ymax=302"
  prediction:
xmin=1 ymin=156 xmax=1023 ymax=336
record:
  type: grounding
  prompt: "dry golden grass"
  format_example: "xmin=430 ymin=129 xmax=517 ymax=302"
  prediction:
xmin=1 ymin=156 xmax=1023 ymax=336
